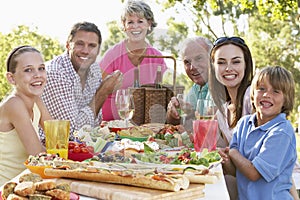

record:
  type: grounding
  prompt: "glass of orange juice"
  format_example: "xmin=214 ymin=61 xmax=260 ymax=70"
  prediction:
xmin=44 ymin=120 xmax=70 ymax=159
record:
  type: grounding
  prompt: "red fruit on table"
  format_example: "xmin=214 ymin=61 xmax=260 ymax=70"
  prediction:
xmin=73 ymin=146 xmax=81 ymax=153
xmin=79 ymin=143 xmax=86 ymax=148
xmin=68 ymin=141 xmax=79 ymax=149
xmin=81 ymin=147 xmax=89 ymax=154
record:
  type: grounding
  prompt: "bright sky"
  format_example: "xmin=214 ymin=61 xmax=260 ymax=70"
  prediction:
xmin=1 ymin=0 xmax=186 ymax=74
xmin=0 ymin=0 xmax=169 ymax=44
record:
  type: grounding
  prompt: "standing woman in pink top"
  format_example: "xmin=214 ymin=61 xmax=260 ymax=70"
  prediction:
xmin=100 ymin=0 xmax=167 ymax=121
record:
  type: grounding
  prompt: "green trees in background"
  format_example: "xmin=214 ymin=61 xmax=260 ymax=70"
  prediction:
xmin=157 ymin=0 xmax=300 ymax=123
xmin=0 ymin=25 xmax=64 ymax=100
xmin=103 ymin=0 xmax=300 ymax=123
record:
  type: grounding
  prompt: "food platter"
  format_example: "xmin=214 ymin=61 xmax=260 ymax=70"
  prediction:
xmin=103 ymin=120 xmax=134 ymax=133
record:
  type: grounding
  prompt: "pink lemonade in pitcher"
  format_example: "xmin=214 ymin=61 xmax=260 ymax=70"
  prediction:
xmin=193 ymin=119 xmax=218 ymax=152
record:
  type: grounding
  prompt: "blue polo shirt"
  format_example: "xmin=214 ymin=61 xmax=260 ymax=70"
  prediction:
xmin=185 ymin=83 xmax=210 ymax=110
xmin=230 ymin=113 xmax=297 ymax=200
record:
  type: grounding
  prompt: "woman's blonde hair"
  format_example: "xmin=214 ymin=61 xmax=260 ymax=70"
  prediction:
xmin=121 ymin=0 xmax=157 ymax=34
xmin=250 ymin=66 xmax=295 ymax=116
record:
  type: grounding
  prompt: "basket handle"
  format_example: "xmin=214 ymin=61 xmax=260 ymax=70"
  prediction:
xmin=139 ymin=55 xmax=177 ymax=95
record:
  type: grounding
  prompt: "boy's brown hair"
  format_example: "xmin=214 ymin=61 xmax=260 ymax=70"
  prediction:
xmin=250 ymin=66 xmax=295 ymax=116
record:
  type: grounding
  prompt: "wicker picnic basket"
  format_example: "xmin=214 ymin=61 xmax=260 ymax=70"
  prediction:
xmin=129 ymin=55 xmax=178 ymax=125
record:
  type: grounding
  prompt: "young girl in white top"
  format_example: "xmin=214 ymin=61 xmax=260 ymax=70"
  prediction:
xmin=0 ymin=46 xmax=52 ymax=185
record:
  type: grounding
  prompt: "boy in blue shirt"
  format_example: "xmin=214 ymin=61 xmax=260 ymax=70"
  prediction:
xmin=219 ymin=66 xmax=297 ymax=199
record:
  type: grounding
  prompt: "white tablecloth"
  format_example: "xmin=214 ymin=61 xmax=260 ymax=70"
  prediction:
xmin=202 ymin=165 xmax=230 ymax=200
xmin=199 ymin=165 xmax=230 ymax=200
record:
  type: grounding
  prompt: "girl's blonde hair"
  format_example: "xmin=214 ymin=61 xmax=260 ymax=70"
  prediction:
xmin=250 ymin=66 xmax=295 ymax=116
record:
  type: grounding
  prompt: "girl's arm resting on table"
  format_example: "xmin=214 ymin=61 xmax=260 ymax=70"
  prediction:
xmin=229 ymin=148 xmax=261 ymax=181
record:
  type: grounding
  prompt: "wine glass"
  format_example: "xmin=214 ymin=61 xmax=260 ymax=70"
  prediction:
xmin=115 ymin=89 xmax=135 ymax=127
xmin=195 ymin=99 xmax=216 ymax=120
xmin=176 ymin=93 xmax=188 ymax=125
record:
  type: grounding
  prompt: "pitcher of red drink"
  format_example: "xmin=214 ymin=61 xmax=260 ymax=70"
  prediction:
xmin=193 ymin=119 xmax=218 ymax=152
xmin=193 ymin=99 xmax=218 ymax=152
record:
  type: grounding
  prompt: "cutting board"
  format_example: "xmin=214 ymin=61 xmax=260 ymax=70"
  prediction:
xmin=55 ymin=179 xmax=205 ymax=200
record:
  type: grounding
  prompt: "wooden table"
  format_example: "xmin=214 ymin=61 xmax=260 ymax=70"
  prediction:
xmin=1 ymin=165 xmax=230 ymax=200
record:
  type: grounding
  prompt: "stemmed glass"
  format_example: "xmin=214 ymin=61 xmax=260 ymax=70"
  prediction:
xmin=195 ymin=99 xmax=216 ymax=120
xmin=115 ymin=89 xmax=135 ymax=127
xmin=176 ymin=93 xmax=188 ymax=125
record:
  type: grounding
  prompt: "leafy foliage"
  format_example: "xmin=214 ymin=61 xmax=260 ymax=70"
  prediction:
xmin=100 ymin=21 xmax=126 ymax=56
xmin=1 ymin=0 xmax=299 ymax=125
xmin=0 ymin=25 xmax=64 ymax=100
xmin=157 ymin=0 xmax=300 ymax=125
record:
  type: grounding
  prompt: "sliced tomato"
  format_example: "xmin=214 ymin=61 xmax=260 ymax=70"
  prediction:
xmin=166 ymin=129 xmax=174 ymax=134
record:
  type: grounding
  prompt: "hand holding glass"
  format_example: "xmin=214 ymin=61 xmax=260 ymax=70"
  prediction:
xmin=115 ymin=89 xmax=135 ymax=127
xmin=177 ymin=94 xmax=192 ymax=125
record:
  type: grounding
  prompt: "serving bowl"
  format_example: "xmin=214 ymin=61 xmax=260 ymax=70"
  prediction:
xmin=24 ymin=162 xmax=59 ymax=179
xmin=105 ymin=120 xmax=134 ymax=133
xmin=68 ymin=151 xmax=94 ymax=162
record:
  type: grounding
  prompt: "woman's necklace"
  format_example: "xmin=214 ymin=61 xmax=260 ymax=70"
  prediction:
xmin=126 ymin=43 xmax=147 ymax=56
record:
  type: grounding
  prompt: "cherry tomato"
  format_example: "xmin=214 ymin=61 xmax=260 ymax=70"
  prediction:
xmin=79 ymin=143 xmax=86 ymax=148
xmin=87 ymin=146 xmax=94 ymax=153
xmin=148 ymin=136 xmax=155 ymax=142
xmin=68 ymin=141 xmax=79 ymax=149
xmin=73 ymin=146 xmax=81 ymax=153
xmin=68 ymin=143 xmax=75 ymax=149
xmin=81 ymin=147 xmax=89 ymax=154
